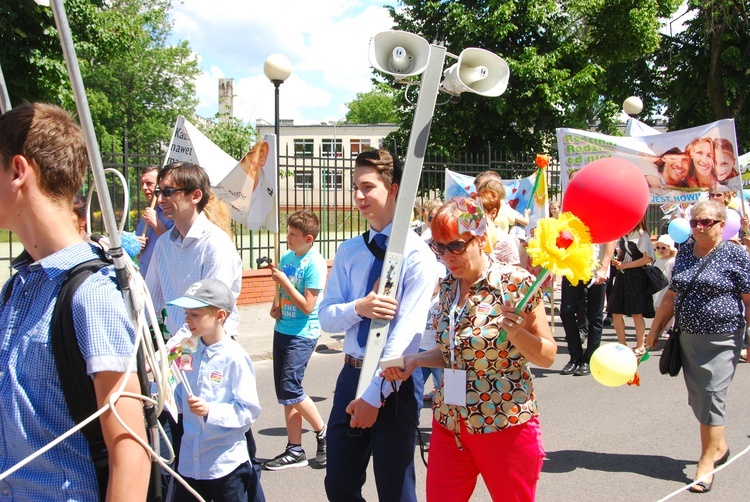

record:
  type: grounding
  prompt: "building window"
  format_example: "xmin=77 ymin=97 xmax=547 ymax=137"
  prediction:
xmin=294 ymin=169 xmax=314 ymax=189
xmin=322 ymin=169 xmax=343 ymax=189
xmin=350 ymin=139 xmax=371 ymax=157
xmin=322 ymin=139 xmax=343 ymax=158
xmin=294 ymin=139 xmax=314 ymax=157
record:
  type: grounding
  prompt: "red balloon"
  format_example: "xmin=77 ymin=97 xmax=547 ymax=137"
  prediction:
xmin=562 ymin=157 xmax=649 ymax=243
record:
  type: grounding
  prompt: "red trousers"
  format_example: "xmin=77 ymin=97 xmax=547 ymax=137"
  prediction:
xmin=427 ymin=417 xmax=544 ymax=502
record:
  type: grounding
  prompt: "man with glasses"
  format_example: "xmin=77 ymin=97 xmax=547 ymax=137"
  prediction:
xmin=135 ymin=166 xmax=174 ymax=277
xmin=319 ymin=149 xmax=438 ymax=502
xmin=145 ymin=162 xmax=242 ymax=339
xmin=145 ymin=162 xmax=264 ymax=499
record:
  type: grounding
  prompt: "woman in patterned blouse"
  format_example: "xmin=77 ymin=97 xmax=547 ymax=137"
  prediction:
xmin=383 ymin=196 xmax=556 ymax=501
xmin=646 ymin=200 xmax=750 ymax=493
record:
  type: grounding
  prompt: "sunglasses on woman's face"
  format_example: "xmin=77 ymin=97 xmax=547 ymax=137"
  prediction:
xmin=689 ymin=218 xmax=721 ymax=229
xmin=655 ymin=245 xmax=668 ymax=251
xmin=708 ymin=192 xmax=725 ymax=199
xmin=429 ymin=236 xmax=475 ymax=255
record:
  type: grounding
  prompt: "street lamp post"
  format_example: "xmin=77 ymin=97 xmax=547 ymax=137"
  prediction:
xmin=263 ymin=54 xmax=291 ymax=271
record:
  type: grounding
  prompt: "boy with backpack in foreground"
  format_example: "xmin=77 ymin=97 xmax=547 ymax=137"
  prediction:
xmin=0 ymin=103 xmax=150 ymax=499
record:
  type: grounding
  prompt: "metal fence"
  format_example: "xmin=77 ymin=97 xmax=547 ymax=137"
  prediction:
xmin=0 ymin=140 xmax=664 ymax=282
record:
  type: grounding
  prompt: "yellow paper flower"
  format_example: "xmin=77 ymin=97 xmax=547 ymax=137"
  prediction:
xmin=525 ymin=212 xmax=596 ymax=285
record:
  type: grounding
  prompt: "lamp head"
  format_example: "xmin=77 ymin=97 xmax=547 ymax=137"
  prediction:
xmin=264 ymin=54 xmax=292 ymax=83
xmin=623 ymin=96 xmax=643 ymax=115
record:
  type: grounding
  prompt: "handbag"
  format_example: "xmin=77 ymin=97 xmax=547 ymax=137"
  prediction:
xmin=644 ymin=264 xmax=669 ymax=295
xmin=621 ymin=239 xmax=668 ymax=295
xmin=658 ymin=326 xmax=682 ymax=376
xmin=658 ymin=242 xmax=725 ymax=376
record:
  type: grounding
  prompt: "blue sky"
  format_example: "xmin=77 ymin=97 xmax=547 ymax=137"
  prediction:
xmin=169 ymin=0 xmax=396 ymax=126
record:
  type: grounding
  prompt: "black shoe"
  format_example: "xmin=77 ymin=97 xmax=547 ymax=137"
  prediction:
xmin=573 ymin=363 xmax=591 ymax=376
xmin=264 ymin=448 xmax=308 ymax=470
xmin=315 ymin=427 xmax=327 ymax=466
xmin=560 ymin=361 xmax=579 ymax=375
xmin=714 ymin=448 xmax=730 ymax=468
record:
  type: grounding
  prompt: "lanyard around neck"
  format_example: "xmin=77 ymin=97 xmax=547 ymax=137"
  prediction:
xmin=448 ymin=284 xmax=466 ymax=368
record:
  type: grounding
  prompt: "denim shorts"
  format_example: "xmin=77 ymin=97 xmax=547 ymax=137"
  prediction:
xmin=272 ymin=331 xmax=317 ymax=405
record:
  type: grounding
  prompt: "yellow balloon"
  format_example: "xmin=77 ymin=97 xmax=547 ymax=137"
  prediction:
xmin=590 ymin=343 xmax=637 ymax=387
xmin=728 ymin=198 xmax=740 ymax=210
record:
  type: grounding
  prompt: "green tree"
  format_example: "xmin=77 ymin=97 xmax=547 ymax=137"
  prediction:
xmin=0 ymin=0 xmax=199 ymax=147
xmin=345 ymin=87 xmax=398 ymax=124
xmin=196 ymin=114 xmax=257 ymax=160
xmin=657 ymin=0 xmax=750 ymax=152
xmin=384 ymin=0 xmax=682 ymax=156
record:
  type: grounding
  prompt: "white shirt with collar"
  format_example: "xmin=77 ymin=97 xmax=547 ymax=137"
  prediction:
xmin=146 ymin=212 xmax=242 ymax=338
xmin=319 ymin=223 xmax=439 ymax=407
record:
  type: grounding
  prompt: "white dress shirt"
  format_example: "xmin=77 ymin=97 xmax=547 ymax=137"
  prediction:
xmin=319 ymin=223 xmax=439 ymax=407
xmin=146 ymin=212 xmax=242 ymax=337
xmin=176 ymin=337 xmax=261 ymax=480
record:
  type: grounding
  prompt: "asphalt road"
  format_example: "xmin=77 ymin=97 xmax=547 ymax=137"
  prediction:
xmin=243 ymin=308 xmax=750 ymax=502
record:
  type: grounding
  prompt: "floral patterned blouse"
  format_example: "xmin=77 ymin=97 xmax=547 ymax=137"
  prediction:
xmin=433 ymin=255 xmax=542 ymax=445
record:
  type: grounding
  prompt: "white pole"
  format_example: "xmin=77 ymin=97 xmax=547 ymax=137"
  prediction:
xmin=356 ymin=45 xmax=447 ymax=398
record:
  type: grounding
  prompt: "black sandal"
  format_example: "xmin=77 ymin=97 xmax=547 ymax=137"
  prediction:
xmin=714 ymin=448 xmax=730 ymax=468
xmin=688 ymin=476 xmax=714 ymax=494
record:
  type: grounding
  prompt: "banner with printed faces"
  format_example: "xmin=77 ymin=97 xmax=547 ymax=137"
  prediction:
xmin=444 ymin=168 xmax=549 ymax=239
xmin=213 ymin=134 xmax=278 ymax=232
xmin=164 ymin=116 xmax=279 ymax=232
xmin=557 ymin=119 xmax=741 ymax=205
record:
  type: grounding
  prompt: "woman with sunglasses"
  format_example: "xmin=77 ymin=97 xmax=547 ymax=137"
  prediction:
xmin=653 ymin=235 xmax=677 ymax=312
xmin=383 ymin=196 xmax=555 ymax=501
xmin=646 ymin=200 xmax=750 ymax=493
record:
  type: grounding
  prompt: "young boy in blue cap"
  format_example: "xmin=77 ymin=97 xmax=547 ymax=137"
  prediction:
xmin=168 ymin=278 xmax=262 ymax=501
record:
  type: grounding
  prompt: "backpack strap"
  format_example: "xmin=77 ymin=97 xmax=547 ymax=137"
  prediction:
xmin=362 ymin=230 xmax=386 ymax=261
xmin=51 ymin=256 xmax=112 ymax=501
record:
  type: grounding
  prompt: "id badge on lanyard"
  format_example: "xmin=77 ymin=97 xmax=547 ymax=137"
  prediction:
xmin=444 ymin=290 xmax=467 ymax=407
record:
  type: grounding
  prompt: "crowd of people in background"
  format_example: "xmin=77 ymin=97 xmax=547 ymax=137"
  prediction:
xmin=3 ymin=104 xmax=750 ymax=501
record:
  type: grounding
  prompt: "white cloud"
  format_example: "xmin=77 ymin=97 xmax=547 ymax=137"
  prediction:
xmin=170 ymin=0 xmax=394 ymax=125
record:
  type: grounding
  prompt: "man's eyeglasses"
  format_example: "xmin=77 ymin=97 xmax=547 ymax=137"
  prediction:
xmin=689 ymin=218 xmax=722 ymax=229
xmin=154 ymin=187 xmax=190 ymax=199
xmin=429 ymin=236 xmax=475 ymax=255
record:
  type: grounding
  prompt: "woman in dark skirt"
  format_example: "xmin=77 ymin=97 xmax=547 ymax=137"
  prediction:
xmin=646 ymin=200 xmax=750 ymax=493
xmin=608 ymin=216 xmax=655 ymax=356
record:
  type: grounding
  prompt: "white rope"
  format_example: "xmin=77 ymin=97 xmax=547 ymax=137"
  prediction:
xmin=657 ymin=442 xmax=750 ymax=501
xmin=0 ymin=199 xmax=205 ymax=501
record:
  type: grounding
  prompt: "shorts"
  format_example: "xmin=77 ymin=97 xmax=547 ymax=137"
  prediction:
xmin=272 ymin=330 xmax=317 ymax=405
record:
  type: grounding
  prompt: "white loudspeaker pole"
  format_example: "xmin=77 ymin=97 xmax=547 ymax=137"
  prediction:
xmin=0 ymin=65 xmax=11 ymax=114
xmin=355 ymin=44 xmax=447 ymax=399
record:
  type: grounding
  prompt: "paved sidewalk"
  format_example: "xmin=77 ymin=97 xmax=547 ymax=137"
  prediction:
xmin=235 ymin=303 xmax=343 ymax=361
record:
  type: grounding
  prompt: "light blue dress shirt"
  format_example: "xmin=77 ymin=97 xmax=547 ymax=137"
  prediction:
xmin=0 ymin=242 xmax=136 ymax=501
xmin=146 ymin=212 xmax=242 ymax=338
xmin=175 ymin=337 xmax=261 ymax=480
xmin=319 ymin=224 xmax=439 ymax=407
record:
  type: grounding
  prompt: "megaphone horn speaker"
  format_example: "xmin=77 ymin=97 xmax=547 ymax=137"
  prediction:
xmin=441 ymin=48 xmax=509 ymax=97
xmin=369 ymin=30 xmax=431 ymax=78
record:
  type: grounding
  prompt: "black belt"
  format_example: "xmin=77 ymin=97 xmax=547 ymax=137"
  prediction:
xmin=344 ymin=354 xmax=363 ymax=368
